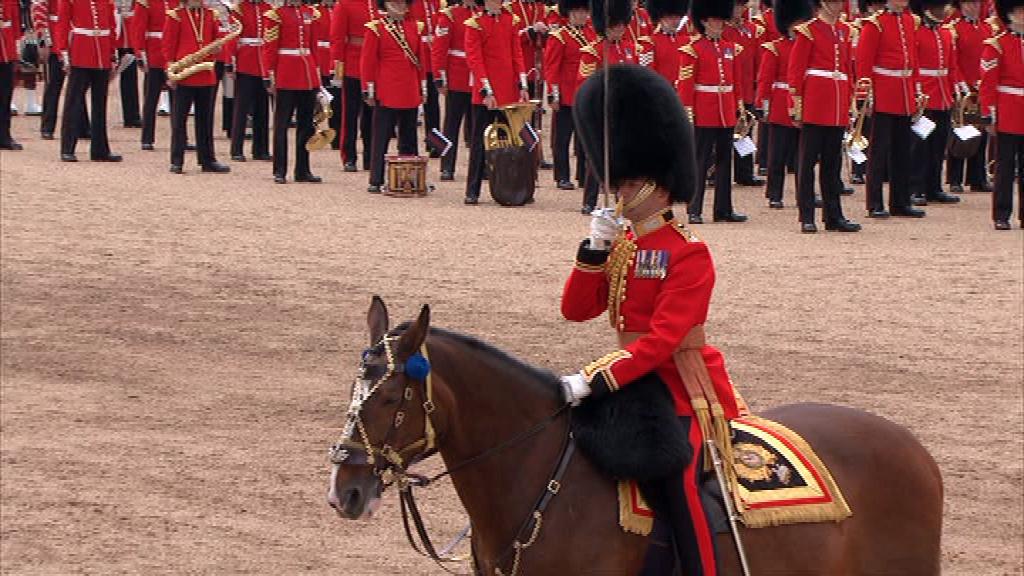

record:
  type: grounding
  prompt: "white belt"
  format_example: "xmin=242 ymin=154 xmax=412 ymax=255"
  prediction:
xmin=918 ymin=68 xmax=948 ymax=77
xmin=695 ymin=84 xmax=733 ymax=93
xmin=772 ymin=81 xmax=789 ymax=89
xmin=144 ymin=31 xmax=162 ymax=38
xmin=447 ymin=49 xmax=465 ymax=57
xmin=72 ymin=27 xmax=111 ymax=36
xmin=238 ymin=37 xmax=263 ymax=46
xmin=48 ymin=14 xmax=59 ymax=21
xmin=278 ymin=48 xmax=311 ymax=55
xmin=317 ymin=40 xmax=330 ymax=48
xmin=806 ymin=68 xmax=847 ymax=80
xmin=0 ymin=20 xmax=12 ymax=28
xmin=997 ymin=85 xmax=1024 ymax=96
xmin=872 ymin=66 xmax=912 ymax=78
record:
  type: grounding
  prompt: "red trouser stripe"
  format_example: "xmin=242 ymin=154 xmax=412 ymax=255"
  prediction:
xmin=683 ymin=418 xmax=718 ymax=576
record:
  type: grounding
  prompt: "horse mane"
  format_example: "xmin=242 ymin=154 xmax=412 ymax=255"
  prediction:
xmin=389 ymin=322 xmax=562 ymax=394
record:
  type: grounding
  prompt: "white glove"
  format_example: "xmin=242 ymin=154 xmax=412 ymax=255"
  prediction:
xmin=560 ymin=373 xmax=590 ymax=406
xmin=588 ymin=207 xmax=621 ymax=250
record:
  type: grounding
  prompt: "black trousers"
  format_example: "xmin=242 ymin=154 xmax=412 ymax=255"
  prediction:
xmin=441 ymin=89 xmax=471 ymax=175
xmin=947 ymin=129 xmax=989 ymax=187
xmin=866 ymin=111 xmax=912 ymax=212
xmin=230 ymin=72 xmax=270 ymax=158
xmin=851 ymin=114 xmax=871 ymax=179
xmin=755 ymin=119 xmax=767 ymax=168
xmin=273 ymin=88 xmax=316 ymax=178
xmin=342 ymin=75 xmax=373 ymax=168
xmin=423 ymin=72 xmax=439 ymax=148
xmin=733 ymin=102 xmax=755 ymax=183
xmin=42 ymin=54 xmax=90 ymax=136
xmin=118 ymin=48 xmax=141 ymax=125
xmin=141 ymin=67 xmax=166 ymax=145
xmin=215 ymin=61 xmax=232 ymax=135
xmin=61 ymin=67 xmax=112 ymax=158
xmin=322 ymin=76 xmax=342 ymax=149
xmin=994 ymin=131 xmax=1024 ymax=224
xmin=766 ymin=124 xmax=799 ymax=203
xmin=553 ymin=105 xmax=583 ymax=184
xmin=466 ymin=104 xmax=501 ymax=198
xmin=798 ymin=124 xmax=846 ymax=224
xmin=910 ymin=109 xmax=951 ymax=200
xmin=171 ymin=84 xmax=216 ymax=167
xmin=691 ymin=127 xmax=735 ymax=218
xmin=369 ymin=105 xmax=418 ymax=186
xmin=0 ymin=62 xmax=13 ymax=145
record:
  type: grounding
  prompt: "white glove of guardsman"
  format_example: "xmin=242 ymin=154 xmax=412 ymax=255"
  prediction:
xmin=560 ymin=373 xmax=590 ymax=406
xmin=588 ymin=207 xmax=621 ymax=251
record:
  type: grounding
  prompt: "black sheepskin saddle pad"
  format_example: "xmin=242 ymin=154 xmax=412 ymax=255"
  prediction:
xmin=571 ymin=372 xmax=693 ymax=482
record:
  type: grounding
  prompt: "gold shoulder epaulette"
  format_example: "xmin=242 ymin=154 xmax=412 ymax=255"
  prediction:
xmin=580 ymin=40 xmax=599 ymax=56
xmin=263 ymin=7 xmax=279 ymax=21
xmin=545 ymin=4 xmax=556 ymax=16
xmin=754 ymin=23 xmax=764 ymax=37
xmin=511 ymin=13 xmax=521 ymax=25
xmin=439 ymin=6 xmax=452 ymax=19
xmin=678 ymin=42 xmax=697 ymax=58
xmin=761 ymin=39 xmax=777 ymax=56
xmin=733 ymin=42 xmax=743 ymax=55
xmin=439 ymin=0 xmax=447 ymax=8
xmin=911 ymin=13 xmax=921 ymax=29
xmin=984 ymin=32 xmax=1005 ymax=53
xmin=417 ymin=20 xmax=425 ymax=33
xmin=550 ymin=28 xmax=564 ymax=43
xmin=311 ymin=6 xmax=321 ymax=20
xmin=674 ymin=221 xmax=701 ymax=243
xmin=464 ymin=15 xmax=480 ymax=30
xmin=864 ymin=12 xmax=881 ymax=31
xmin=165 ymin=7 xmax=180 ymax=20
xmin=365 ymin=19 xmax=380 ymax=35
xmin=136 ymin=0 xmax=148 ymax=9
xmin=794 ymin=21 xmax=813 ymax=40
xmin=943 ymin=21 xmax=957 ymax=41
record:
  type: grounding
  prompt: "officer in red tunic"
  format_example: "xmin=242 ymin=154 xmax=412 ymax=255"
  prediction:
xmin=0 ymin=0 xmax=21 ymax=149
xmin=37 ymin=0 xmax=90 ymax=140
xmin=979 ymin=0 xmax=1024 ymax=228
xmin=677 ymin=0 xmax=748 ymax=224
xmin=410 ymin=0 xmax=440 ymax=155
xmin=947 ymin=0 xmax=995 ymax=192
xmin=788 ymin=0 xmax=861 ymax=231
xmin=543 ymin=0 xmax=593 ymax=190
xmin=330 ymin=0 xmax=376 ymax=171
xmin=115 ymin=0 xmax=141 ymax=127
xmin=227 ymin=0 xmax=271 ymax=161
xmin=856 ymin=0 xmax=927 ymax=218
xmin=163 ymin=0 xmax=229 ymax=173
xmin=563 ymin=63 xmax=734 ymax=576
xmin=131 ymin=0 xmax=168 ymax=150
xmin=510 ymin=0 xmax=552 ymax=167
xmin=642 ymin=0 xmax=689 ymax=86
xmin=55 ymin=0 xmax=122 ymax=161
xmin=361 ymin=0 xmax=424 ymax=192
xmin=432 ymin=0 xmax=476 ymax=180
xmin=463 ymin=0 xmax=528 ymax=204
xmin=263 ymin=0 xmax=323 ymax=183
xmin=910 ymin=0 xmax=965 ymax=205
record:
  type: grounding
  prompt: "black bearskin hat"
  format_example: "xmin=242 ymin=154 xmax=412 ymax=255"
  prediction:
xmin=647 ymin=0 xmax=689 ymax=22
xmin=857 ymin=0 xmax=884 ymax=10
xmin=995 ymin=0 xmax=1023 ymax=22
xmin=376 ymin=0 xmax=415 ymax=10
xmin=559 ymin=0 xmax=588 ymax=17
xmin=774 ymin=0 xmax=812 ymax=32
xmin=573 ymin=64 xmax=697 ymax=204
xmin=690 ymin=0 xmax=734 ymax=34
xmin=590 ymin=0 xmax=633 ymax=36
xmin=910 ymin=0 xmax=949 ymax=16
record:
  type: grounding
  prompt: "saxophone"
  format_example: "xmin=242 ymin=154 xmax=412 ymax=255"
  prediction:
xmin=166 ymin=4 xmax=242 ymax=82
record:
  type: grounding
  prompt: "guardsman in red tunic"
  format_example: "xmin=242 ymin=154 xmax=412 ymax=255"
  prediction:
xmin=979 ymin=0 xmax=1024 ymax=228
xmin=510 ymin=0 xmax=552 ymax=167
xmin=642 ymin=0 xmax=689 ymax=85
xmin=463 ymin=0 xmax=528 ymax=204
xmin=37 ymin=0 xmax=90 ymax=140
xmin=910 ymin=0 xmax=965 ymax=205
xmin=725 ymin=3 xmax=765 ymax=186
xmin=55 ymin=0 xmax=122 ymax=161
xmin=410 ymin=0 xmax=440 ymax=154
xmin=576 ymin=0 xmax=636 ymax=212
xmin=627 ymin=0 xmax=651 ymax=45
xmin=163 ymin=0 xmax=230 ymax=173
xmin=543 ymin=0 xmax=593 ymax=190
xmin=330 ymin=0 xmax=376 ymax=170
xmin=759 ymin=0 xmax=806 ymax=209
xmin=846 ymin=0 xmax=886 ymax=184
xmin=0 ymin=0 xmax=21 ymax=149
xmin=264 ymin=0 xmax=323 ymax=183
xmin=131 ymin=0 xmax=168 ymax=149
xmin=856 ymin=0 xmax=927 ymax=218
xmin=677 ymin=0 xmax=748 ymax=224
xmin=432 ymin=0 xmax=476 ymax=179
xmin=563 ymin=63 xmax=734 ymax=576
xmin=227 ymin=0 xmax=272 ymax=161
xmin=361 ymin=0 xmax=424 ymax=192
xmin=314 ymin=0 xmax=340 ymax=149
xmin=115 ymin=0 xmax=141 ymax=127
xmin=947 ymin=0 xmax=995 ymax=192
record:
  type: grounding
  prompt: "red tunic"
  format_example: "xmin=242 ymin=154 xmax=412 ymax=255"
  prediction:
xmin=409 ymin=0 xmax=438 ymax=74
xmin=757 ymin=36 xmax=794 ymax=127
xmin=314 ymin=1 xmax=332 ymax=76
xmin=723 ymin=19 xmax=760 ymax=105
xmin=915 ymin=20 xmax=959 ymax=111
xmin=980 ymin=31 xmax=1024 ymax=136
xmin=464 ymin=8 xmax=526 ymax=106
xmin=431 ymin=4 xmax=474 ymax=92
xmin=360 ymin=17 xmax=424 ymax=108
xmin=130 ymin=0 xmax=167 ymax=68
xmin=262 ymin=5 xmax=321 ymax=90
xmin=644 ymin=24 xmax=688 ymax=87
xmin=542 ymin=22 xmax=594 ymax=107
xmin=855 ymin=9 xmax=920 ymax=116
xmin=787 ymin=17 xmax=853 ymax=127
xmin=577 ymin=36 xmax=637 ymax=86
xmin=627 ymin=5 xmax=651 ymax=48
xmin=508 ymin=0 xmax=547 ymax=83
xmin=329 ymin=0 xmax=375 ymax=78
xmin=55 ymin=0 xmax=117 ymax=68
xmin=676 ymin=36 xmax=740 ymax=128
xmin=950 ymin=12 xmax=995 ymax=89
xmin=230 ymin=1 xmax=271 ymax=76
xmin=560 ymin=213 xmax=740 ymax=421
xmin=0 ymin=0 xmax=21 ymax=63
xmin=162 ymin=6 xmax=217 ymax=86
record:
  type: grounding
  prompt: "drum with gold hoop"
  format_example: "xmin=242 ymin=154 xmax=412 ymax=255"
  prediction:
xmin=384 ymin=156 xmax=428 ymax=197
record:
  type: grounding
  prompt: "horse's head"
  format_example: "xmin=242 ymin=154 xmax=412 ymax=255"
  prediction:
xmin=327 ymin=296 xmax=436 ymax=520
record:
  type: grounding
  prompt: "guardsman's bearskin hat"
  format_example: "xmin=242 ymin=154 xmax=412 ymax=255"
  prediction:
xmin=573 ymin=64 xmax=697 ymax=204
xmin=559 ymin=0 xmax=589 ymax=17
xmin=647 ymin=0 xmax=689 ymax=22
xmin=774 ymin=0 xmax=812 ymax=32
xmin=690 ymin=0 xmax=734 ymax=34
xmin=376 ymin=0 xmax=415 ymax=10
xmin=995 ymin=0 xmax=1024 ymax=23
xmin=910 ymin=0 xmax=950 ymax=17
xmin=590 ymin=0 xmax=634 ymax=36
xmin=857 ymin=0 xmax=885 ymax=10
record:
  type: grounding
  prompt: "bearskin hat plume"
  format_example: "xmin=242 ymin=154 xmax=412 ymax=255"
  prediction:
xmin=690 ymin=0 xmax=735 ymax=34
xmin=573 ymin=64 xmax=697 ymax=204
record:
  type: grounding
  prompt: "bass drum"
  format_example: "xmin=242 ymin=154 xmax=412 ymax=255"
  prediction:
xmin=487 ymin=146 xmax=536 ymax=206
xmin=947 ymin=130 xmax=983 ymax=160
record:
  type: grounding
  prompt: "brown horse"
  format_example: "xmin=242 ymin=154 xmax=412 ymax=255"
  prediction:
xmin=328 ymin=297 xmax=944 ymax=575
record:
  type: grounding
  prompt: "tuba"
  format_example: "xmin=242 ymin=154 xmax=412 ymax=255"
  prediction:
xmin=306 ymin=87 xmax=337 ymax=150
xmin=166 ymin=1 xmax=242 ymax=82
xmin=484 ymin=100 xmax=540 ymax=206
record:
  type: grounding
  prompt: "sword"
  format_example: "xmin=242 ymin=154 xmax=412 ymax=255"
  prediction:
xmin=706 ymin=436 xmax=753 ymax=576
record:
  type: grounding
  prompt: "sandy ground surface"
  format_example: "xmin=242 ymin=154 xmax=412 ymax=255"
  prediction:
xmin=1 ymin=96 xmax=1022 ymax=575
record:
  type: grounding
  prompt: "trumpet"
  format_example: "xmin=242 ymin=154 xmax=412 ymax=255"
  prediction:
xmin=306 ymin=88 xmax=337 ymax=151
xmin=166 ymin=6 xmax=242 ymax=82
xmin=845 ymin=78 xmax=872 ymax=151
xmin=733 ymin=103 xmax=756 ymax=141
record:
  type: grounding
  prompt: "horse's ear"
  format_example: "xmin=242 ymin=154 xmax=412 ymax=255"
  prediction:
xmin=367 ymin=295 xmax=389 ymax=346
xmin=398 ymin=304 xmax=430 ymax=356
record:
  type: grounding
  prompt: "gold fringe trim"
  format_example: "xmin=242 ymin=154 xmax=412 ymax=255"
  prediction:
xmin=617 ymin=481 xmax=653 ymax=536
